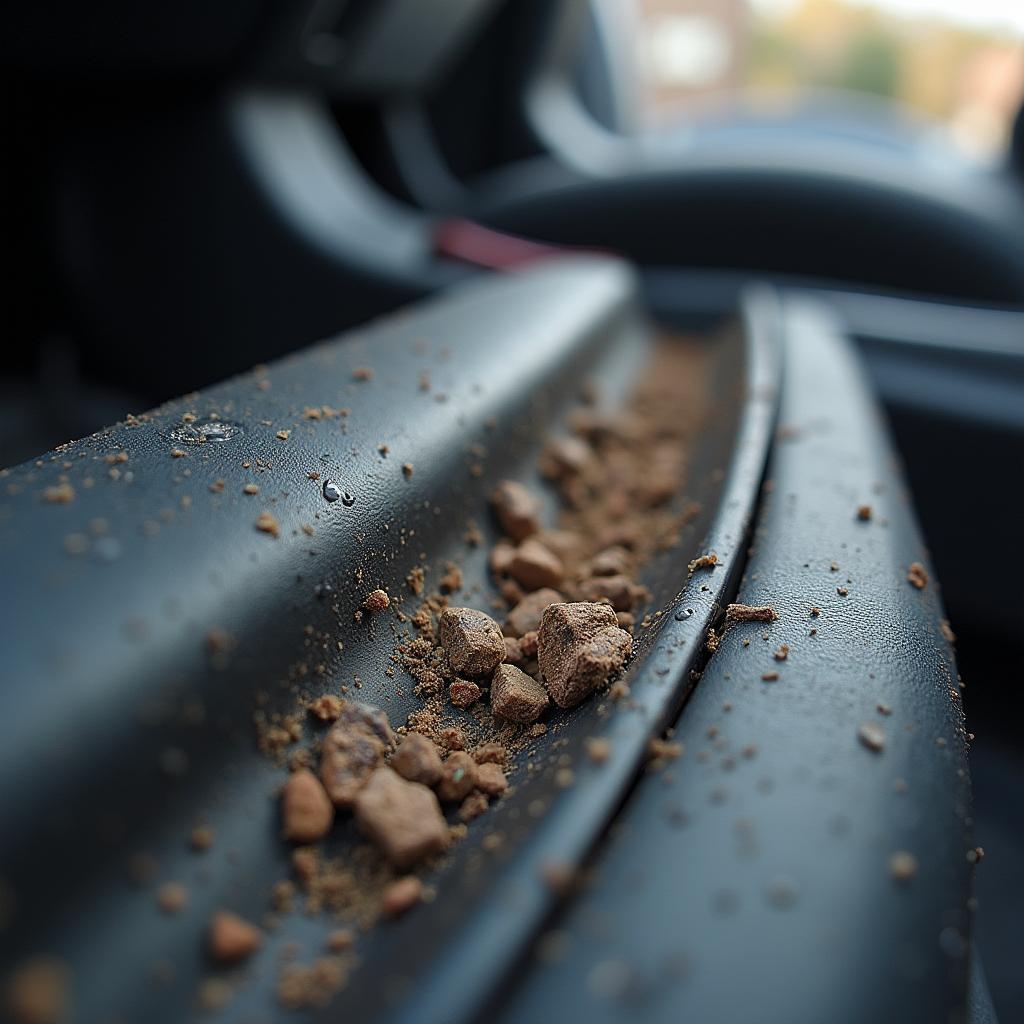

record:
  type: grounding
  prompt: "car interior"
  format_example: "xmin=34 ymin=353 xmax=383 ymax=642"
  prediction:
xmin=2 ymin=2 xmax=1023 ymax=1022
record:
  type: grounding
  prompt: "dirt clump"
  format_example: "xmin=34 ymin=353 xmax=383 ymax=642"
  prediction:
xmin=353 ymin=768 xmax=448 ymax=869
xmin=437 ymin=751 xmax=478 ymax=802
xmin=362 ymin=589 xmax=390 ymax=614
xmin=725 ymin=603 xmax=778 ymax=625
xmin=282 ymin=769 xmax=334 ymax=843
xmin=320 ymin=702 xmax=395 ymax=807
xmin=381 ymin=877 xmax=424 ymax=919
xmin=389 ymin=733 xmax=443 ymax=786
xmin=4 ymin=957 xmax=71 ymax=1024
xmin=508 ymin=538 xmax=564 ymax=591
xmin=437 ymin=607 xmax=506 ymax=678
xmin=208 ymin=911 xmax=262 ymax=964
xmin=907 ymin=562 xmax=929 ymax=590
xmin=490 ymin=480 xmax=542 ymax=541
xmin=449 ymin=679 xmax=482 ymax=709
xmin=491 ymin=663 xmax=549 ymax=723
xmin=505 ymin=589 xmax=564 ymax=638
xmin=538 ymin=602 xmax=632 ymax=708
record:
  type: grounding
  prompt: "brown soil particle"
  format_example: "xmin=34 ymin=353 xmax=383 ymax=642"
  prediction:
xmin=208 ymin=911 xmax=262 ymax=964
xmin=319 ymin=702 xmax=395 ymax=807
xmin=856 ymin=505 xmax=872 ymax=521
xmin=362 ymin=589 xmax=390 ymax=614
xmin=888 ymin=851 xmax=918 ymax=883
xmin=381 ymin=876 xmax=423 ymax=919
xmin=907 ymin=562 xmax=929 ymax=590
xmin=773 ymin=644 xmax=790 ymax=661
xmin=761 ymin=671 xmax=779 ymax=682
xmin=277 ymin=957 xmax=350 ymax=1010
xmin=4 ymin=957 xmax=70 ymax=1024
xmin=858 ymin=721 xmax=886 ymax=752
xmin=438 ymin=607 xmax=506 ymax=678
xmin=585 ymin=737 xmax=612 ymax=763
xmin=190 ymin=825 xmax=215 ymax=852
xmin=209 ymin=478 xmax=225 ymax=493
xmin=725 ymin=603 xmax=778 ymax=624
xmin=402 ymin=463 xmax=414 ymax=478
xmin=242 ymin=483 xmax=259 ymax=495
xmin=508 ymin=538 xmax=564 ymax=591
xmin=157 ymin=882 xmax=188 ymax=915
xmin=489 ymin=539 xmax=516 ymax=577
xmin=459 ymin=791 xmax=490 ymax=821
xmin=688 ymin=553 xmax=717 ymax=573
xmin=352 ymin=767 xmax=448 ymax=869
xmin=255 ymin=512 xmax=280 ymax=538
xmin=490 ymin=663 xmax=549 ymax=723
xmin=472 ymin=742 xmax=507 ymax=765
xmin=489 ymin=480 xmax=541 ymax=541
xmin=449 ymin=679 xmax=482 ymax=709
xmin=309 ymin=695 xmax=343 ymax=722
xmin=503 ymin=636 xmax=524 ymax=665
xmin=275 ymin=430 xmax=291 ymax=441
xmin=197 ymin=978 xmax=234 ymax=1012
xmin=475 ymin=762 xmax=508 ymax=796
xmin=538 ymin=602 xmax=633 ymax=709
xmin=41 ymin=483 xmax=75 ymax=504
xmin=282 ymin=769 xmax=335 ymax=843
xmin=390 ymin=733 xmax=443 ymax=786
xmin=940 ymin=619 xmax=956 ymax=643
xmin=576 ymin=575 xmax=639 ymax=612
xmin=505 ymin=588 xmax=564 ymax=638
xmin=325 ymin=929 xmax=355 ymax=952
xmin=352 ymin=367 xmax=374 ymax=381
xmin=519 ymin=630 xmax=539 ymax=658
xmin=590 ymin=546 xmax=633 ymax=577
xmin=439 ymin=564 xmax=463 ymax=593
xmin=648 ymin=738 xmax=683 ymax=768
xmin=437 ymin=751 xmax=478 ymax=802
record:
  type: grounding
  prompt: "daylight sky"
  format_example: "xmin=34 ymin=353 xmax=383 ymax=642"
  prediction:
xmin=750 ymin=0 xmax=1024 ymax=36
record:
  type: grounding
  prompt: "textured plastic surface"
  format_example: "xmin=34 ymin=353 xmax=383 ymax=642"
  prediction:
xmin=491 ymin=295 xmax=975 ymax=1024
xmin=0 ymin=268 xmax=973 ymax=1024
xmin=0 ymin=258 xmax=774 ymax=1022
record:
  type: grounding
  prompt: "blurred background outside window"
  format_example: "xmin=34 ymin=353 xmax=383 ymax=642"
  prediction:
xmin=613 ymin=0 xmax=1024 ymax=160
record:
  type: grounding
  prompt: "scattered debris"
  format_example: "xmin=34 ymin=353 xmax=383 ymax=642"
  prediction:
xmin=156 ymin=883 xmax=188 ymax=915
xmin=857 ymin=721 xmax=886 ymax=752
xmin=320 ymin=703 xmax=395 ymax=807
xmin=41 ymin=483 xmax=75 ymax=504
xmin=725 ymin=603 xmax=778 ymax=625
xmin=537 ymin=602 xmax=632 ymax=708
xmin=489 ymin=480 xmax=541 ymax=541
xmin=255 ymin=512 xmax=280 ymax=538
xmin=491 ymin=664 xmax=549 ymax=723
xmin=208 ymin=911 xmax=262 ymax=964
xmin=907 ymin=562 xmax=929 ymax=590
xmin=437 ymin=752 xmax=477 ymax=802
xmin=352 ymin=768 xmax=448 ymax=869
xmin=390 ymin=733 xmax=443 ymax=787
xmin=362 ymin=589 xmax=390 ymax=614
xmin=381 ymin=877 xmax=423 ymax=919
xmin=282 ymin=769 xmax=335 ymax=843
xmin=438 ymin=608 xmax=506 ymax=678
xmin=4 ymin=957 xmax=71 ymax=1024
xmin=888 ymin=851 xmax=918 ymax=883
xmin=856 ymin=505 xmax=872 ymax=521
xmin=688 ymin=553 xmax=717 ymax=573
